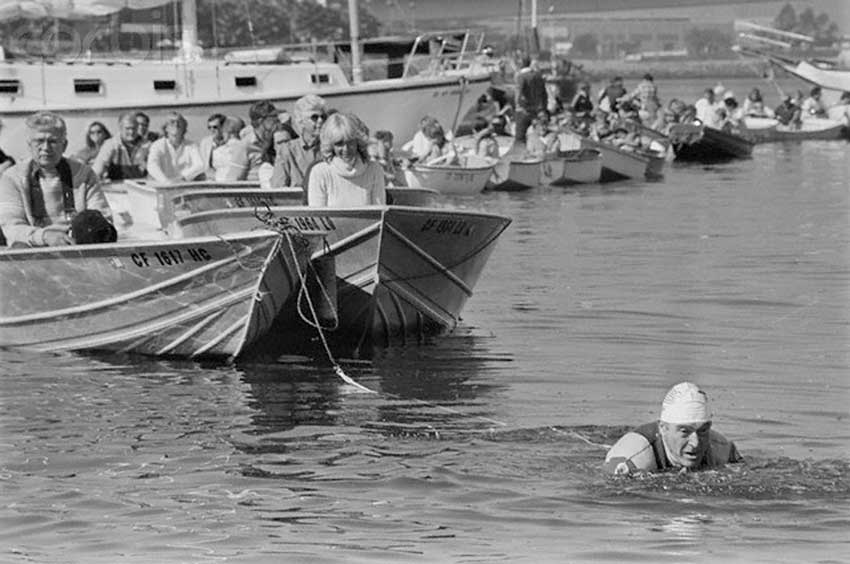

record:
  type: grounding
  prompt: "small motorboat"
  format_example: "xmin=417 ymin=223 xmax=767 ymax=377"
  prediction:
xmin=668 ymin=124 xmax=754 ymax=162
xmin=0 ymin=230 xmax=313 ymax=359
xmin=172 ymin=205 xmax=512 ymax=349
xmin=742 ymin=116 xmax=849 ymax=143
xmin=541 ymin=149 xmax=603 ymax=185
xmin=403 ymin=154 xmax=498 ymax=195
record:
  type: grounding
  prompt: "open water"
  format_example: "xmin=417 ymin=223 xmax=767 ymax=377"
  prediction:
xmin=2 ymin=82 xmax=850 ymax=563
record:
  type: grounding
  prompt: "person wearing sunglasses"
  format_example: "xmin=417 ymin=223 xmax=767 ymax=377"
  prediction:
xmin=270 ymin=94 xmax=329 ymax=199
xmin=199 ymin=113 xmax=226 ymax=178
xmin=74 ymin=121 xmax=112 ymax=166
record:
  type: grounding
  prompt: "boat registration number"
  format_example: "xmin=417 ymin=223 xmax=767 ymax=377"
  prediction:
xmin=420 ymin=218 xmax=474 ymax=237
xmin=131 ymin=248 xmax=212 ymax=268
xmin=447 ymin=171 xmax=475 ymax=183
xmin=287 ymin=216 xmax=336 ymax=231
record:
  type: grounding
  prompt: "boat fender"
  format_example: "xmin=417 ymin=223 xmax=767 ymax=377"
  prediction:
xmin=307 ymin=254 xmax=338 ymax=327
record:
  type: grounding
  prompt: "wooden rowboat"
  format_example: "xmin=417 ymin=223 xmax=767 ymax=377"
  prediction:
xmin=668 ymin=124 xmax=754 ymax=162
xmin=173 ymin=205 xmax=511 ymax=349
xmin=742 ymin=117 xmax=849 ymax=143
xmin=579 ymin=137 xmax=665 ymax=182
xmin=403 ymin=154 xmax=498 ymax=195
xmin=0 ymin=231 xmax=311 ymax=359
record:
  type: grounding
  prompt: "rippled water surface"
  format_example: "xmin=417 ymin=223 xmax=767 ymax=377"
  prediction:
xmin=2 ymin=113 xmax=850 ymax=562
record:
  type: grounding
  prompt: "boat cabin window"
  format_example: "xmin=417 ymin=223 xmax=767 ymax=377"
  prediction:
xmin=154 ymin=80 xmax=177 ymax=91
xmin=74 ymin=79 xmax=102 ymax=94
xmin=311 ymin=73 xmax=330 ymax=84
xmin=0 ymin=79 xmax=20 ymax=94
xmin=235 ymin=76 xmax=257 ymax=87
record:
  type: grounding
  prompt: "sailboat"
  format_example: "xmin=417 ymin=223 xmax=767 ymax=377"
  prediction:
xmin=0 ymin=0 xmax=493 ymax=160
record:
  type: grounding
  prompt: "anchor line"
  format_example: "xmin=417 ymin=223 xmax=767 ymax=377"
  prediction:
xmin=260 ymin=207 xmax=510 ymax=430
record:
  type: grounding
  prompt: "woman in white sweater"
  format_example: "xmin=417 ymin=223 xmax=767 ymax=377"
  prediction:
xmin=307 ymin=113 xmax=386 ymax=208
xmin=146 ymin=112 xmax=205 ymax=184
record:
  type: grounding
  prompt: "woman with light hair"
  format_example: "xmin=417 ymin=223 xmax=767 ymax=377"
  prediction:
xmin=146 ymin=111 xmax=205 ymax=183
xmin=307 ymin=113 xmax=386 ymax=207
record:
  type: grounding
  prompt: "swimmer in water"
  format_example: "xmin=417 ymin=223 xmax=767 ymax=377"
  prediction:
xmin=604 ymin=382 xmax=742 ymax=475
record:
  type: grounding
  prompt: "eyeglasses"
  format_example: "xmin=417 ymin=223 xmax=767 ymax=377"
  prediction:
xmin=208 ymin=124 xmax=221 ymax=130
xmin=89 ymin=129 xmax=105 ymax=135
xmin=309 ymin=113 xmax=328 ymax=123
xmin=29 ymin=136 xmax=63 ymax=147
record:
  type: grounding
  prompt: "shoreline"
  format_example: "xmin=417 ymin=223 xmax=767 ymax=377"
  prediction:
xmin=570 ymin=59 xmax=763 ymax=80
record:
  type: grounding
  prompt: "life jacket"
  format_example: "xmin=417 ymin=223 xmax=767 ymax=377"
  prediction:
xmin=27 ymin=158 xmax=76 ymax=226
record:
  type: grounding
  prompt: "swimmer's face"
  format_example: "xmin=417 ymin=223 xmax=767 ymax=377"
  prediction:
xmin=660 ymin=420 xmax=711 ymax=469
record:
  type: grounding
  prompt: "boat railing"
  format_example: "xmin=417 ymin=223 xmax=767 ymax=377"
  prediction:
xmin=401 ymin=30 xmax=489 ymax=79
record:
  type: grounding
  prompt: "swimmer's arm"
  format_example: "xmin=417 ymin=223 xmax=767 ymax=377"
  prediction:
xmin=603 ymin=432 xmax=657 ymax=475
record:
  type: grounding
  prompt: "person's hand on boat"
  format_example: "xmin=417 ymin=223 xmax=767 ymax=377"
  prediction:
xmin=42 ymin=226 xmax=73 ymax=246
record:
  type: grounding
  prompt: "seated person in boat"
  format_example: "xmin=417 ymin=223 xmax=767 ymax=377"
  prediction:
xmin=0 ymin=120 xmax=15 ymax=176
xmin=741 ymin=87 xmax=763 ymax=116
xmin=525 ymin=112 xmax=558 ymax=157
xmin=368 ymin=130 xmax=405 ymax=187
xmin=569 ymin=81 xmax=594 ymax=119
xmin=694 ymin=88 xmax=718 ymax=127
xmin=0 ymin=111 xmax=112 ymax=247
xmin=307 ymin=113 xmax=386 ymax=208
xmin=774 ymin=95 xmax=802 ymax=128
xmin=198 ymin=113 xmax=227 ymax=179
xmin=604 ymin=382 xmax=742 ymax=475
xmin=135 ymin=112 xmax=159 ymax=143
xmin=402 ymin=115 xmax=441 ymax=161
xmin=91 ymin=112 xmax=151 ymax=181
xmin=270 ymin=95 xmax=330 ymax=195
xmin=74 ymin=121 xmax=111 ymax=166
xmin=421 ymin=122 xmax=459 ymax=166
xmin=743 ymin=99 xmax=774 ymax=119
xmin=211 ymin=117 xmax=246 ymax=182
xmin=801 ymin=86 xmax=828 ymax=120
xmin=598 ymin=75 xmax=627 ymax=114
xmin=604 ymin=127 xmax=643 ymax=152
xmin=217 ymin=100 xmax=283 ymax=186
xmin=146 ymin=112 xmax=205 ymax=183
xmin=471 ymin=116 xmax=500 ymax=160
xmin=719 ymin=95 xmax=743 ymax=130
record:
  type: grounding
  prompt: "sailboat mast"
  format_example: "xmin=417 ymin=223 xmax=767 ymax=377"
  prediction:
xmin=348 ymin=0 xmax=363 ymax=84
xmin=181 ymin=0 xmax=199 ymax=57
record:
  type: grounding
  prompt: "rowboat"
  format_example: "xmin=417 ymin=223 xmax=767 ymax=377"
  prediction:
xmin=172 ymin=205 xmax=511 ymax=349
xmin=579 ymin=137 xmax=665 ymax=182
xmin=0 ymin=1 xmax=491 ymax=161
xmin=0 ymin=230 xmax=312 ymax=359
xmin=115 ymin=180 xmax=440 ymax=232
xmin=742 ymin=117 xmax=849 ymax=143
xmin=668 ymin=124 xmax=754 ymax=162
xmin=488 ymin=156 xmax=542 ymax=191
xmin=403 ymin=154 xmax=498 ymax=195
xmin=540 ymin=149 xmax=603 ymax=185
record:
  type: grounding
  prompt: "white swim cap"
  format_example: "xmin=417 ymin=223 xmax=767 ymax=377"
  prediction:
xmin=660 ymin=382 xmax=712 ymax=424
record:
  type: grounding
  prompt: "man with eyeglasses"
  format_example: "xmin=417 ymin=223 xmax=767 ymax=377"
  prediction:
xmin=270 ymin=94 xmax=329 ymax=200
xmin=603 ymin=382 xmax=742 ymax=475
xmin=0 ymin=111 xmax=111 ymax=247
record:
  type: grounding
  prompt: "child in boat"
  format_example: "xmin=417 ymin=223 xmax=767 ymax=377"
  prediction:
xmin=421 ymin=123 xmax=459 ymax=166
xmin=368 ymin=130 xmax=405 ymax=187
xmin=471 ymin=116 xmax=500 ymax=159
xmin=525 ymin=112 xmax=558 ymax=157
